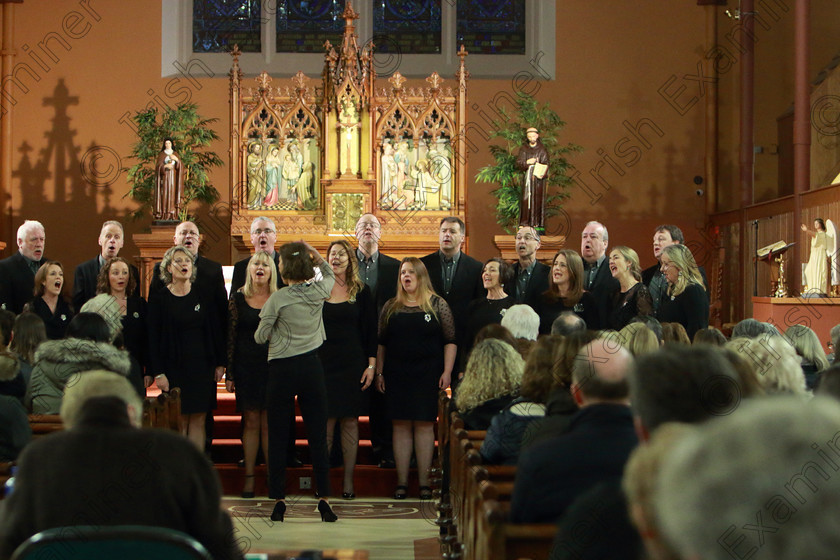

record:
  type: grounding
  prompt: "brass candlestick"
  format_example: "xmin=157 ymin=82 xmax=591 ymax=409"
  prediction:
xmin=774 ymin=255 xmax=788 ymax=298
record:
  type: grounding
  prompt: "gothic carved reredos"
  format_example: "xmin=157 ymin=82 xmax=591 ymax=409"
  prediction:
xmin=229 ymin=1 xmax=470 ymax=258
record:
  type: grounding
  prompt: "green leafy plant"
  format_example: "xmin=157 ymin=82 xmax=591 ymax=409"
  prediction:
xmin=124 ymin=103 xmax=224 ymax=221
xmin=474 ymin=92 xmax=581 ymax=233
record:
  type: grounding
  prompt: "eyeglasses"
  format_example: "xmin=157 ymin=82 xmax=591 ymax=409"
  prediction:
xmin=357 ymin=222 xmax=381 ymax=230
xmin=252 ymin=228 xmax=275 ymax=235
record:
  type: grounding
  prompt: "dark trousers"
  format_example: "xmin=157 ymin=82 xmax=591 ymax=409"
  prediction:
xmin=266 ymin=351 xmax=331 ymax=499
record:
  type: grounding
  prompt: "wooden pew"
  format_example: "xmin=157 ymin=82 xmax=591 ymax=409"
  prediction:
xmin=477 ymin=495 xmax=556 ymax=560
xmin=28 ymin=414 xmax=63 ymax=438
xmin=142 ymin=388 xmax=181 ymax=431
xmin=462 ymin=463 xmax=517 ymax=560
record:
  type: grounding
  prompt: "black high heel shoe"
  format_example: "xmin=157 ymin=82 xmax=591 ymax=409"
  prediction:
xmin=241 ymin=475 xmax=255 ymax=499
xmin=318 ymin=499 xmax=338 ymax=522
xmin=270 ymin=500 xmax=286 ymax=522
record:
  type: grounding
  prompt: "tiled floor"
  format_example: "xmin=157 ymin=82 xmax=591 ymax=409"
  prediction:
xmin=225 ymin=496 xmax=440 ymax=560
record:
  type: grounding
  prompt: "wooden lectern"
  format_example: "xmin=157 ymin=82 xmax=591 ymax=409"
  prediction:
xmin=756 ymin=241 xmax=795 ymax=297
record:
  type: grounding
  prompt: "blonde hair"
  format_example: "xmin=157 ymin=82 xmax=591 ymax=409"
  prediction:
xmin=242 ymin=251 xmax=279 ymax=298
xmin=784 ymin=324 xmax=830 ymax=371
xmin=456 ymin=339 xmax=524 ymax=411
xmin=384 ymin=257 xmax=438 ymax=323
xmin=159 ymin=246 xmax=197 ymax=285
xmin=610 ymin=246 xmax=642 ymax=282
xmin=327 ymin=239 xmax=365 ymax=301
xmin=661 ymin=244 xmax=704 ymax=298
xmin=725 ymin=335 xmax=809 ymax=396
xmin=618 ymin=322 xmax=659 ymax=357
xmin=60 ymin=370 xmax=142 ymax=428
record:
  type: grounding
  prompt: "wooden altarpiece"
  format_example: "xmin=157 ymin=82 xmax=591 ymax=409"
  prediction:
xmin=228 ymin=2 xmax=470 ymax=257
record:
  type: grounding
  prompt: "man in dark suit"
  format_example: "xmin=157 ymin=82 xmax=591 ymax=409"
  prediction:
xmin=0 ymin=220 xmax=46 ymax=314
xmin=511 ymin=337 xmax=638 ymax=524
xmin=355 ymin=213 xmax=400 ymax=467
xmin=511 ymin=225 xmax=550 ymax=309
xmin=641 ymin=224 xmax=708 ymax=315
xmin=421 ymin=217 xmax=484 ymax=367
xmin=581 ymin=221 xmax=619 ymax=329
xmin=72 ymin=220 xmax=141 ymax=310
xmin=0 ymin=370 xmax=242 ymax=560
xmin=230 ymin=216 xmax=284 ymax=293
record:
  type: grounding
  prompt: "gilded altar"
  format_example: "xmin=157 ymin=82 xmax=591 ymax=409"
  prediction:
xmin=228 ymin=2 xmax=470 ymax=257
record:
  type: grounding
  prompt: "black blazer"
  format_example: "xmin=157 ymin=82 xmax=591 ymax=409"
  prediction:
xmin=512 ymin=260 xmax=550 ymax=309
xmin=0 ymin=253 xmax=44 ymax=315
xmin=586 ymin=259 xmax=619 ymax=329
xmin=72 ymin=256 xmax=141 ymax=311
xmin=230 ymin=252 xmax=285 ymax=294
xmin=420 ymin=251 xmax=484 ymax=348
xmin=372 ymin=252 xmax=400 ymax=315
xmin=150 ymin=254 xmax=228 ymax=362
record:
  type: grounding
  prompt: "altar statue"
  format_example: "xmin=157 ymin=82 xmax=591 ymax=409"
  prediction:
xmin=154 ymin=138 xmax=184 ymax=221
xmin=246 ymin=142 xmax=265 ymax=209
xmin=283 ymin=141 xmax=303 ymax=198
xmin=380 ymin=141 xmax=398 ymax=208
xmin=263 ymin=145 xmax=282 ymax=206
xmin=516 ymin=127 xmax=549 ymax=230
xmin=802 ymin=218 xmax=830 ymax=294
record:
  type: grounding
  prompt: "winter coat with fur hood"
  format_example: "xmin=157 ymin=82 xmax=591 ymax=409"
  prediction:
xmin=25 ymin=338 xmax=131 ymax=414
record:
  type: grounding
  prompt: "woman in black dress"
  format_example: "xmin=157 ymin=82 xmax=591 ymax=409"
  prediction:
xmin=462 ymin=258 xmax=515 ymax=374
xmin=607 ymin=246 xmax=652 ymax=330
xmin=375 ymin=257 xmax=455 ymax=500
xmin=536 ymin=249 xmax=597 ymax=333
xmin=658 ymin=244 xmax=709 ymax=340
xmin=226 ymin=251 xmax=277 ymax=498
xmin=322 ymin=239 xmax=376 ymax=499
xmin=25 ymin=261 xmax=73 ymax=340
xmin=148 ymin=245 xmax=225 ymax=450
xmin=96 ymin=257 xmax=148 ymax=388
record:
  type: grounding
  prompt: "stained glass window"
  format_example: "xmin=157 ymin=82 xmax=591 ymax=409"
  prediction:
xmin=193 ymin=0 xmax=262 ymax=53
xmin=276 ymin=1 xmax=346 ymax=53
xmin=456 ymin=0 xmax=526 ymax=55
xmin=373 ymin=0 xmax=442 ymax=55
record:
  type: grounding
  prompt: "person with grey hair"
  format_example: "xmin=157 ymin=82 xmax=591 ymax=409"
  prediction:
xmin=511 ymin=226 xmax=550 ymax=308
xmin=551 ymin=310 xmax=586 ymax=336
xmin=500 ymin=303 xmax=540 ymax=341
xmin=511 ymin=337 xmax=637 ymax=523
xmin=829 ymin=323 xmax=840 ymax=364
xmin=580 ymin=221 xmax=618 ymax=328
xmin=0 ymin=370 xmax=243 ymax=560
xmin=731 ymin=317 xmax=780 ymax=339
xmin=231 ymin=216 xmax=284 ymax=292
xmin=72 ymin=220 xmax=140 ymax=311
xmin=148 ymin=245 xmax=226 ymax=451
xmin=0 ymin=220 xmax=47 ymax=314
xmin=656 ymin=397 xmax=840 ymax=560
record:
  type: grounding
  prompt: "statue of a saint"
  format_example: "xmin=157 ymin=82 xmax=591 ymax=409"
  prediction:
xmin=246 ymin=142 xmax=265 ymax=209
xmin=263 ymin=145 xmax=282 ymax=206
xmin=154 ymin=138 xmax=184 ymax=221
xmin=516 ymin=127 xmax=549 ymax=230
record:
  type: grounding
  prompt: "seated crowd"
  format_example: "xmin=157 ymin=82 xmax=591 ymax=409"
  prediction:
xmin=0 ymin=215 xmax=837 ymax=559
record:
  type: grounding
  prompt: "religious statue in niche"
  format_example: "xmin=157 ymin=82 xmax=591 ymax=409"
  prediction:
xmin=379 ymin=137 xmax=453 ymax=211
xmin=338 ymin=98 xmax=361 ymax=177
xmin=244 ymin=137 xmax=319 ymax=210
xmin=154 ymin=138 xmax=184 ymax=221
xmin=516 ymin=127 xmax=549 ymax=229
xmin=246 ymin=142 xmax=266 ymax=208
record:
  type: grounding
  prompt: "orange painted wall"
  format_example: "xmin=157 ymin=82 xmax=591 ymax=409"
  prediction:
xmin=2 ymin=0 xmax=832 ymax=311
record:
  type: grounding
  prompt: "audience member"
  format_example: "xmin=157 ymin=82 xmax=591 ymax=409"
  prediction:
xmin=511 ymin=226 xmax=550 ymax=308
xmin=550 ymin=310 xmax=586 ymax=337
xmin=8 ymin=313 xmax=46 ymax=389
xmin=0 ymin=370 xmax=242 ymax=559
xmin=0 ymin=311 xmax=25 ymax=401
xmin=815 ymin=363 xmax=840 ymax=400
xmin=511 ymin=337 xmax=637 ymax=523
xmin=829 ymin=322 xmax=840 ymax=364
xmin=0 ymin=393 xmax=30 ymax=462
xmin=661 ymin=322 xmax=690 ymax=345
xmin=657 ymin=244 xmax=708 ymax=340
xmin=784 ymin=323 xmax=830 ymax=389
xmin=26 ymin=313 xmax=131 ymax=414
xmin=0 ymin=220 xmax=47 ymax=314
xmin=536 ymin=249 xmax=597 ymax=333
xmin=607 ymin=245 xmax=653 ymax=330
xmin=455 ymin=339 xmax=523 ymax=430
xmin=629 ymin=314 xmax=663 ymax=344
xmin=730 ymin=317 xmax=779 ymax=339
xmin=580 ymin=221 xmax=619 ymax=327
xmin=480 ymin=336 xmax=555 ymax=465
xmin=693 ymin=326 xmax=726 ymax=345
xmin=24 ymin=261 xmax=74 ymax=340
xmin=656 ymin=397 xmax=840 ymax=560
xmin=618 ymin=322 xmax=659 ymax=357
xmin=725 ymin=335 xmax=808 ymax=396
xmin=72 ymin=220 xmax=140 ymax=310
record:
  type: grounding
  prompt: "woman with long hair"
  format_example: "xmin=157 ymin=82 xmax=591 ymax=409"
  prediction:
xmin=536 ymin=249 xmax=597 ymax=333
xmin=455 ymin=338 xmax=524 ymax=430
xmin=462 ymin=258 xmax=515 ymax=373
xmin=658 ymin=244 xmax=709 ymax=340
xmin=226 ymin=251 xmax=278 ymax=498
xmin=255 ymin=241 xmax=337 ymax=522
xmin=9 ymin=312 xmax=46 ymax=388
xmin=148 ymin=246 xmax=225 ymax=451
xmin=375 ymin=257 xmax=455 ymax=500
xmin=784 ymin=324 xmax=830 ymax=389
xmin=321 ymin=239 xmax=376 ymax=499
xmin=607 ymin=246 xmax=652 ymax=330
xmin=25 ymin=261 xmax=73 ymax=340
